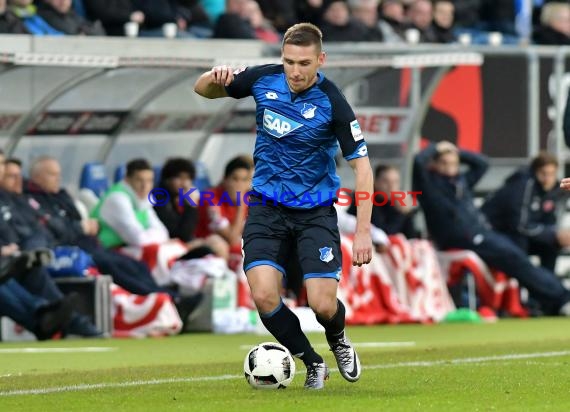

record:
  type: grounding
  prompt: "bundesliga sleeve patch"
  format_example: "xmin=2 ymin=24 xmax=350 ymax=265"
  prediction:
xmin=350 ymin=120 xmax=364 ymax=141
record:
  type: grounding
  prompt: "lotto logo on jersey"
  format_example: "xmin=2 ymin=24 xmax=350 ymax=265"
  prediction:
xmin=263 ymin=109 xmax=303 ymax=138
xmin=357 ymin=144 xmax=368 ymax=157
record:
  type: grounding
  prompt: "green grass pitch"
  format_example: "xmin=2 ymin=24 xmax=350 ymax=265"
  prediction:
xmin=1 ymin=318 xmax=569 ymax=411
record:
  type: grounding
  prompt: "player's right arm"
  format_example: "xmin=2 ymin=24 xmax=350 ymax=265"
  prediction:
xmin=193 ymin=65 xmax=234 ymax=99
xmin=195 ymin=64 xmax=279 ymax=100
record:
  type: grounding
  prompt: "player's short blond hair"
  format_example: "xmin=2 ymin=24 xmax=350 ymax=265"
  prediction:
xmin=282 ymin=23 xmax=323 ymax=53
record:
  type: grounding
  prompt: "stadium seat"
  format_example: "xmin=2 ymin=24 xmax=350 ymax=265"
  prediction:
xmin=114 ymin=164 xmax=126 ymax=183
xmin=80 ymin=162 xmax=109 ymax=197
xmin=194 ymin=161 xmax=212 ymax=191
xmin=153 ymin=165 xmax=162 ymax=187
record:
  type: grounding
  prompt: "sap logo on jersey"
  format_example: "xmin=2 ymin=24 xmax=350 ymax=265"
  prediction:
xmin=263 ymin=109 xmax=303 ymax=138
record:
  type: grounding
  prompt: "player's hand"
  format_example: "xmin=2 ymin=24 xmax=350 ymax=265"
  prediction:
xmin=352 ymin=231 xmax=372 ymax=266
xmin=210 ymin=65 xmax=235 ymax=87
xmin=561 ymin=178 xmax=570 ymax=191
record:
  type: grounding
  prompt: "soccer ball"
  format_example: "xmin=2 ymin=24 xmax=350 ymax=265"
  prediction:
xmin=243 ymin=342 xmax=296 ymax=389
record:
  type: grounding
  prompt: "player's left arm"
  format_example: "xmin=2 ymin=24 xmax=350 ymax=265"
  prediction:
xmin=327 ymin=82 xmax=373 ymax=266
xmin=348 ymin=157 xmax=374 ymax=266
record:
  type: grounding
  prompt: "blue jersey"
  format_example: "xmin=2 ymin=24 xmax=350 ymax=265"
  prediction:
xmin=225 ymin=64 xmax=368 ymax=209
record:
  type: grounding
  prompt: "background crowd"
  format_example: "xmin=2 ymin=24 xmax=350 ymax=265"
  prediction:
xmin=0 ymin=0 xmax=569 ymax=45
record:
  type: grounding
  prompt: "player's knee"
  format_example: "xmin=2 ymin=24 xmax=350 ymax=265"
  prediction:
xmin=309 ymin=297 xmax=337 ymax=319
xmin=251 ymin=289 xmax=281 ymax=313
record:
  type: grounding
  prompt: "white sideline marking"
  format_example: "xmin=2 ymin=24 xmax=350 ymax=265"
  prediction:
xmin=1 ymin=350 xmax=569 ymax=397
xmin=238 ymin=342 xmax=416 ymax=350
xmin=0 ymin=347 xmax=117 ymax=354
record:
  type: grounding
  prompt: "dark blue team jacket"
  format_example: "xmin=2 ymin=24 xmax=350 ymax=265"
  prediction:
xmin=413 ymin=145 xmax=490 ymax=249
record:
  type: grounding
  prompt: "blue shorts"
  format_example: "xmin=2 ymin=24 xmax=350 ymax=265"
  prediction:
xmin=242 ymin=194 xmax=342 ymax=281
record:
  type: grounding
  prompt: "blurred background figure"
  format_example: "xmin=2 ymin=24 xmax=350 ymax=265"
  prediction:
xmin=195 ymin=156 xmax=253 ymax=256
xmin=154 ymin=157 xmax=229 ymax=258
xmin=255 ymin=0 xmax=297 ymax=33
xmin=242 ymin=0 xmax=280 ymax=43
xmin=319 ymin=0 xmax=370 ymax=42
xmin=378 ymin=0 xmax=406 ymax=42
xmin=213 ymin=0 xmax=254 ymax=39
xmin=349 ymin=0 xmax=384 ymax=42
xmin=0 ymin=0 xmax=28 ymax=33
xmin=406 ymin=0 xmax=437 ymax=42
xmin=9 ymin=0 xmax=63 ymax=35
xmin=295 ymin=0 xmax=324 ymax=26
xmin=532 ymin=2 xmax=570 ymax=45
xmin=132 ymin=0 xmax=211 ymax=38
xmin=83 ymin=0 xmax=144 ymax=36
xmin=348 ymin=164 xmax=420 ymax=239
xmin=199 ymin=0 xmax=225 ymax=26
xmin=482 ymin=152 xmax=569 ymax=275
xmin=432 ymin=0 xmax=456 ymax=43
xmin=453 ymin=0 xmax=481 ymax=30
xmin=36 ymin=0 xmax=105 ymax=35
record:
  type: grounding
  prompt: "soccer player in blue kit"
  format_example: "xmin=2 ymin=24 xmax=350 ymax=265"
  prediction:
xmin=194 ymin=23 xmax=373 ymax=389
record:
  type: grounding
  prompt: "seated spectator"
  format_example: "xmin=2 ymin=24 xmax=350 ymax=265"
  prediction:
xmin=36 ymin=0 xmax=105 ymax=35
xmin=319 ymin=0 xmax=371 ymax=42
xmin=213 ymin=0 xmax=255 ymax=39
xmin=0 ymin=276 xmax=74 ymax=341
xmin=92 ymin=158 xmax=171 ymax=249
xmin=17 ymin=157 xmax=161 ymax=292
xmin=348 ymin=0 xmax=384 ymax=42
xmin=20 ymin=156 xmax=203 ymax=321
xmin=82 ymin=0 xmax=144 ymax=36
xmin=0 ymin=0 xmax=28 ymax=33
xmin=256 ymin=0 xmax=297 ymax=33
xmin=9 ymin=0 xmax=64 ymax=35
xmin=347 ymin=164 xmax=419 ymax=239
xmin=432 ymin=0 xmax=456 ymax=43
xmin=532 ymin=2 xmax=570 ymax=45
xmin=178 ymin=0 xmax=212 ymax=37
xmin=195 ymin=155 xmax=252 ymax=254
xmin=154 ymin=157 xmax=229 ymax=257
xmin=378 ymin=0 xmax=406 ymax=42
xmin=133 ymin=0 xmax=211 ymax=38
xmin=295 ymin=0 xmax=324 ymax=27
xmin=482 ymin=152 xmax=569 ymax=274
xmin=453 ymin=0 xmax=481 ymax=30
xmin=413 ymin=141 xmax=570 ymax=316
xmin=406 ymin=0 xmax=438 ymax=43
xmin=3 ymin=158 xmax=23 ymax=194
xmin=200 ymin=0 xmax=225 ymax=26
xmin=0 ymin=155 xmax=101 ymax=338
xmin=243 ymin=0 xmax=280 ymax=43
xmin=479 ymin=0 xmax=516 ymax=36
